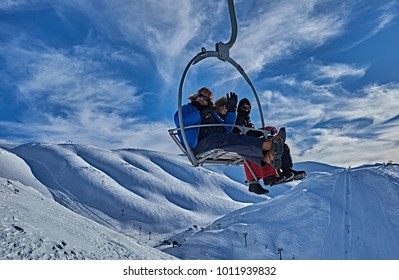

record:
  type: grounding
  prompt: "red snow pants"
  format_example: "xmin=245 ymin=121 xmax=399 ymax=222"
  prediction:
xmin=243 ymin=160 xmax=277 ymax=181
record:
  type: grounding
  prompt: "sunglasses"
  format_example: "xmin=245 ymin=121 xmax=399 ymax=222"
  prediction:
xmin=241 ymin=104 xmax=251 ymax=110
xmin=198 ymin=93 xmax=210 ymax=102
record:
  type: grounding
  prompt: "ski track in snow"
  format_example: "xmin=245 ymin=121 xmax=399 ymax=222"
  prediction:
xmin=164 ymin=165 xmax=399 ymax=260
xmin=348 ymin=168 xmax=399 ymax=259
xmin=321 ymin=171 xmax=348 ymax=259
xmin=0 ymin=179 xmax=175 ymax=260
xmin=321 ymin=168 xmax=399 ymax=259
xmin=13 ymin=149 xmax=119 ymax=230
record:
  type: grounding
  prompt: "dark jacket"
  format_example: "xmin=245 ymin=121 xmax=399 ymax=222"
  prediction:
xmin=233 ymin=98 xmax=264 ymax=137
xmin=233 ymin=98 xmax=254 ymax=133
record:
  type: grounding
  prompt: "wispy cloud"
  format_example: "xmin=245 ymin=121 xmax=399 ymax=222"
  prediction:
xmin=374 ymin=1 xmax=398 ymax=32
xmin=259 ymin=87 xmax=326 ymax=127
xmin=312 ymin=62 xmax=367 ymax=81
xmin=0 ymin=0 xmax=191 ymax=151
xmin=337 ymin=83 xmax=399 ymax=123
xmin=288 ymin=82 xmax=399 ymax=166
xmin=0 ymin=0 xmax=28 ymax=10
xmin=339 ymin=0 xmax=398 ymax=51
xmin=0 ymin=117 xmax=179 ymax=153
xmin=10 ymin=43 xmax=139 ymax=112
xmin=61 ymin=0 xmax=216 ymax=87
xmin=1 ymin=0 xmax=398 ymax=166
xmin=0 ymin=35 xmax=153 ymax=147
xmin=254 ymin=64 xmax=399 ymax=166
xmin=233 ymin=0 xmax=348 ymax=74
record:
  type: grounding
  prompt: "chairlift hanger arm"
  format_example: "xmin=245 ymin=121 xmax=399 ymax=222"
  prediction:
xmin=194 ymin=0 xmax=237 ymax=62
xmin=191 ymin=48 xmax=265 ymax=128
xmin=225 ymin=0 xmax=238 ymax=48
xmin=175 ymin=0 xmax=265 ymax=167
xmin=216 ymin=0 xmax=238 ymax=61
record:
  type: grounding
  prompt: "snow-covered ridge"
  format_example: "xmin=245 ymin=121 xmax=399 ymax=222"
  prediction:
xmin=164 ymin=164 xmax=399 ymax=259
xmin=1 ymin=143 xmax=398 ymax=260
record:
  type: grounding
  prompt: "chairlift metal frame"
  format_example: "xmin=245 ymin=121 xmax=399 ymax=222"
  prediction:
xmin=169 ymin=0 xmax=269 ymax=174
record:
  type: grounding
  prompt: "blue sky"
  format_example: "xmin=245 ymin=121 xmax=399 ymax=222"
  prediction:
xmin=0 ymin=0 xmax=398 ymax=167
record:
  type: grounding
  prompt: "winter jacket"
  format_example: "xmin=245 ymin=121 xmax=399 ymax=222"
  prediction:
xmin=174 ymin=103 xmax=201 ymax=149
xmin=234 ymin=114 xmax=255 ymax=129
xmin=174 ymin=102 xmax=236 ymax=149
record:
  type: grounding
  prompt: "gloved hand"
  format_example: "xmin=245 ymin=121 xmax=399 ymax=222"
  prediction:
xmin=248 ymin=121 xmax=255 ymax=129
xmin=263 ymin=126 xmax=278 ymax=135
xmin=226 ymin=92 xmax=238 ymax=112
xmin=201 ymin=108 xmax=213 ymax=119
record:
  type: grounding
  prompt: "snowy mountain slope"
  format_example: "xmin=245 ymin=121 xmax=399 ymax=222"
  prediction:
xmin=162 ymin=164 xmax=399 ymax=260
xmin=1 ymin=143 xmax=265 ymax=236
xmin=0 ymin=178 xmax=175 ymax=260
xmin=0 ymin=148 xmax=52 ymax=198
xmin=1 ymin=143 xmax=398 ymax=260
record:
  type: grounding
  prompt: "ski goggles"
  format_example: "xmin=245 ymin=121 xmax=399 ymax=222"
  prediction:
xmin=198 ymin=93 xmax=211 ymax=102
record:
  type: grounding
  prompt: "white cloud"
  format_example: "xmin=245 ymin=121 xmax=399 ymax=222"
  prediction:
xmin=0 ymin=36 xmax=154 ymax=148
xmin=39 ymin=117 xmax=178 ymax=153
xmin=15 ymin=48 xmax=140 ymax=114
xmin=259 ymin=88 xmax=326 ymax=128
xmin=60 ymin=0 xmax=216 ymax=86
xmin=1 ymin=0 xmax=398 ymax=167
xmin=314 ymin=63 xmax=367 ymax=81
xmin=0 ymin=115 xmax=179 ymax=154
xmin=232 ymin=0 xmax=348 ymax=74
xmin=339 ymin=0 xmax=398 ymax=51
xmin=289 ymin=83 xmax=399 ymax=166
xmin=330 ymin=83 xmax=399 ymax=125
xmin=365 ymin=1 xmax=398 ymax=38
xmin=292 ymin=131 xmax=360 ymax=167
xmin=294 ymin=126 xmax=399 ymax=167
xmin=0 ymin=0 xmax=27 ymax=10
xmin=255 ymin=72 xmax=399 ymax=167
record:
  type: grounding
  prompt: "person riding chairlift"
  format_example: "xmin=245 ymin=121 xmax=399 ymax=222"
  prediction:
xmin=233 ymin=98 xmax=307 ymax=193
xmin=173 ymin=87 xmax=287 ymax=173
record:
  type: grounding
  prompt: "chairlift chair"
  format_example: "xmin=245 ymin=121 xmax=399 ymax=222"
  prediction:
xmin=168 ymin=0 xmax=272 ymax=182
